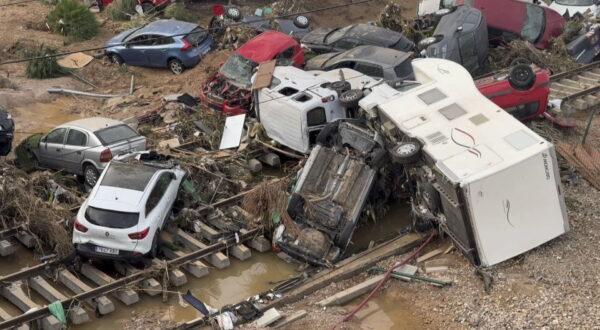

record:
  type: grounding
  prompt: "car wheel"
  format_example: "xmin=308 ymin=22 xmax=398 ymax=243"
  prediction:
xmin=329 ymin=80 xmax=351 ymax=96
xmin=508 ymin=64 xmax=535 ymax=91
xmin=316 ymin=120 xmax=340 ymax=147
xmin=390 ymin=141 xmax=421 ymax=164
xmin=225 ymin=7 xmax=242 ymax=21
xmin=83 ymin=164 xmax=99 ymax=187
xmin=293 ymin=15 xmax=310 ymax=29
xmin=411 ymin=208 xmax=434 ymax=232
xmin=339 ymin=89 xmax=364 ymax=109
xmin=141 ymin=2 xmax=155 ymax=14
xmin=0 ymin=140 xmax=11 ymax=156
xmin=168 ymin=59 xmax=184 ymax=75
xmin=109 ymin=53 xmax=124 ymax=65
xmin=150 ymin=231 xmax=160 ymax=259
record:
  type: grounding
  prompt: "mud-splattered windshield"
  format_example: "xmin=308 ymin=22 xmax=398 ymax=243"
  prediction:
xmin=325 ymin=25 xmax=354 ymax=44
xmin=521 ymin=5 xmax=544 ymax=44
xmin=219 ymin=53 xmax=259 ymax=86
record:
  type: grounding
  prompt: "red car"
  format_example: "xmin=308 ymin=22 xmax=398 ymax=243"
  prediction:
xmin=476 ymin=64 xmax=574 ymax=127
xmin=200 ymin=30 xmax=305 ymax=115
xmin=456 ymin=0 xmax=565 ymax=49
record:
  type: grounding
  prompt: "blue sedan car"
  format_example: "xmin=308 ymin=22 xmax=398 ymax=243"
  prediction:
xmin=105 ymin=20 xmax=213 ymax=75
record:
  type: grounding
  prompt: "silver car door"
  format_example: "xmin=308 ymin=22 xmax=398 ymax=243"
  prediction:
xmin=62 ymin=128 xmax=89 ymax=174
xmin=38 ymin=127 xmax=67 ymax=170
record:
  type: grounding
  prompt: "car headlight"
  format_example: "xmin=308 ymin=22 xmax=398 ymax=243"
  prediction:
xmin=418 ymin=36 xmax=438 ymax=50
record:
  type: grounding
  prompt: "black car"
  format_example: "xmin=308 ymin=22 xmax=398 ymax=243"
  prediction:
xmin=419 ymin=6 xmax=489 ymax=74
xmin=300 ymin=23 xmax=416 ymax=54
xmin=0 ymin=108 xmax=14 ymax=156
xmin=305 ymin=45 xmax=414 ymax=81
xmin=567 ymin=24 xmax=600 ymax=64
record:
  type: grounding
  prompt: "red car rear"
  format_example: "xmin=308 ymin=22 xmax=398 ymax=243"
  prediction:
xmin=456 ymin=0 xmax=565 ymax=49
xmin=200 ymin=30 xmax=305 ymax=115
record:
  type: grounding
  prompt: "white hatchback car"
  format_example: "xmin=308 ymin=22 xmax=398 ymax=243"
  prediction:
xmin=73 ymin=151 xmax=186 ymax=261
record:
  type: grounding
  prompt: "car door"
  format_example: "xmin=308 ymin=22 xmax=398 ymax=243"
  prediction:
xmin=62 ymin=128 xmax=88 ymax=174
xmin=144 ymin=172 xmax=174 ymax=231
xmin=37 ymin=127 xmax=67 ymax=170
xmin=121 ymin=35 xmax=150 ymax=66
xmin=142 ymin=35 xmax=172 ymax=68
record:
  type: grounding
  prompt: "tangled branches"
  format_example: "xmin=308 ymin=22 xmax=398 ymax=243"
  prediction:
xmin=241 ymin=178 xmax=299 ymax=234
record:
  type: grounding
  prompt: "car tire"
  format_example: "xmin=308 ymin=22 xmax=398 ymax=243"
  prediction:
xmin=141 ymin=2 xmax=155 ymax=14
xmin=293 ymin=15 xmax=310 ymax=29
xmin=109 ymin=53 xmax=124 ymax=65
xmin=329 ymin=80 xmax=351 ymax=96
xmin=168 ymin=59 xmax=184 ymax=75
xmin=411 ymin=208 xmax=434 ymax=232
xmin=390 ymin=141 xmax=421 ymax=164
xmin=225 ymin=7 xmax=242 ymax=21
xmin=316 ymin=120 xmax=340 ymax=147
xmin=508 ymin=64 xmax=535 ymax=91
xmin=339 ymin=89 xmax=364 ymax=109
xmin=83 ymin=164 xmax=99 ymax=187
xmin=150 ymin=231 xmax=160 ymax=259
xmin=0 ymin=140 xmax=11 ymax=156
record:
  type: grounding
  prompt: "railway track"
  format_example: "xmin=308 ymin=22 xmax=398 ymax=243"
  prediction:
xmin=550 ymin=60 xmax=600 ymax=111
xmin=0 ymin=186 xmax=274 ymax=330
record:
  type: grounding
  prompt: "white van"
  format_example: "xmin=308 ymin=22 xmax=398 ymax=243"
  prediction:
xmin=255 ymin=66 xmax=381 ymax=154
xmin=363 ymin=58 xmax=569 ymax=267
xmin=549 ymin=0 xmax=599 ymax=18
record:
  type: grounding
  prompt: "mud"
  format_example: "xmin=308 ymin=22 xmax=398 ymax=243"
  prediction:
xmin=0 ymin=242 xmax=37 ymax=276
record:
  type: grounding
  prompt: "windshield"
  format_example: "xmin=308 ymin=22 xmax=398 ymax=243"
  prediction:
xmin=555 ymin=0 xmax=594 ymax=5
xmin=219 ymin=53 xmax=259 ymax=86
xmin=325 ymin=25 xmax=354 ymax=44
xmin=184 ymin=27 xmax=208 ymax=45
xmin=95 ymin=125 xmax=139 ymax=146
xmin=521 ymin=5 xmax=545 ymax=44
xmin=85 ymin=206 xmax=139 ymax=229
xmin=101 ymin=162 xmax=158 ymax=191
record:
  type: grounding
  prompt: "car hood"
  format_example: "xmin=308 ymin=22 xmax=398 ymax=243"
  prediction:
xmin=301 ymin=27 xmax=337 ymax=45
xmin=305 ymin=52 xmax=340 ymax=70
xmin=105 ymin=28 xmax=139 ymax=47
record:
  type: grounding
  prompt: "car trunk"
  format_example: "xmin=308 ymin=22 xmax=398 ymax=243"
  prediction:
xmin=79 ymin=203 xmax=140 ymax=254
xmin=95 ymin=124 xmax=146 ymax=157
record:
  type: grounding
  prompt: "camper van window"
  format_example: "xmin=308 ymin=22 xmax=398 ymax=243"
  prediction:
xmin=294 ymin=93 xmax=312 ymax=102
xmin=278 ymin=87 xmax=299 ymax=96
xmin=355 ymin=62 xmax=384 ymax=78
xmin=307 ymin=107 xmax=327 ymax=126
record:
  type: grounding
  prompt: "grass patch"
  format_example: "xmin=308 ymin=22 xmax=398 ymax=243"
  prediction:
xmin=163 ymin=3 xmax=197 ymax=23
xmin=25 ymin=45 xmax=71 ymax=79
xmin=47 ymin=0 xmax=100 ymax=41
xmin=106 ymin=0 xmax=137 ymax=21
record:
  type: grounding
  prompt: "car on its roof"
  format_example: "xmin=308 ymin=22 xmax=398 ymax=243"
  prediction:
xmin=305 ymin=45 xmax=414 ymax=81
xmin=73 ymin=151 xmax=186 ymax=261
xmin=456 ymin=0 xmax=565 ymax=49
xmin=105 ymin=19 xmax=213 ymax=75
xmin=28 ymin=117 xmax=147 ymax=187
xmin=300 ymin=24 xmax=416 ymax=55
xmin=200 ymin=30 xmax=304 ymax=115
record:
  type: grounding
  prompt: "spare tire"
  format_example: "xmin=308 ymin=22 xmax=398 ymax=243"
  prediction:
xmin=293 ymin=15 xmax=309 ymax=29
xmin=390 ymin=140 xmax=421 ymax=164
xmin=339 ymin=89 xmax=364 ymax=109
xmin=225 ymin=7 xmax=242 ymax=21
xmin=329 ymin=80 xmax=351 ymax=96
xmin=508 ymin=64 xmax=535 ymax=91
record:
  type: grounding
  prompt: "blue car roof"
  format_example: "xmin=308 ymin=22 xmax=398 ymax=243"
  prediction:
xmin=138 ymin=19 xmax=199 ymax=36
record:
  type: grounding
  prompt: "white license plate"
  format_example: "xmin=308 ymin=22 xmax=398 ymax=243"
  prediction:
xmin=95 ymin=246 xmax=119 ymax=255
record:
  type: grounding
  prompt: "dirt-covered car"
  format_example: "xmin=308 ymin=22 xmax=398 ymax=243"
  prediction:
xmin=274 ymin=120 xmax=390 ymax=266
xmin=0 ymin=108 xmax=14 ymax=156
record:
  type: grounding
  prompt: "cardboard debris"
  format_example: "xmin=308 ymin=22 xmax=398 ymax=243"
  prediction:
xmin=57 ymin=52 xmax=94 ymax=69
xmin=252 ymin=60 xmax=276 ymax=90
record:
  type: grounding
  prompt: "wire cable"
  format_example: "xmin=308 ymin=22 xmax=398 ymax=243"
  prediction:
xmin=0 ymin=0 xmax=35 ymax=7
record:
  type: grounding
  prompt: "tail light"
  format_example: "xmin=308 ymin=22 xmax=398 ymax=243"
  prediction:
xmin=181 ymin=40 xmax=192 ymax=51
xmin=128 ymin=227 xmax=150 ymax=240
xmin=74 ymin=221 xmax=88 ymax=233
xmin=99 ymin=148 xmax=113 ymax=162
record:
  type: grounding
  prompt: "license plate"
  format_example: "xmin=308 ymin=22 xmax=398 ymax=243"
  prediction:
xmin=95 ymin=246 xmax=119 ymax=255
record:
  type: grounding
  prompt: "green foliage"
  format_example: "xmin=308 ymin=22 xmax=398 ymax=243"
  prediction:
xmin=25 ymin=45 xmax=70 ymax=79
xmin=47 ymin=0 xmax=100 ymax=41
xmin=106 ymin=0 xmax=137 ymax=21
xmin=163 ymin=3 xmax=197 ymax=23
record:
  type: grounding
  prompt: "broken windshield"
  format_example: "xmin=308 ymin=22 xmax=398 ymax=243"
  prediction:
xmin=325 ymin=25 xmax=355 ymax=44
xmin=219 ymin=53 xmax=259 ymax=86
xmin=521 ymin=5 xmax=544 ymax=44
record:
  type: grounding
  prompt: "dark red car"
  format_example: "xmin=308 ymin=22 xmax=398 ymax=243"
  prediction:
xmin=476 ymin=64 xmax=574 ymax=127
xmin=200 ymin=30 xmax=305 ymax=115
xmin=456 ymin=0 xmax=565 ymax=49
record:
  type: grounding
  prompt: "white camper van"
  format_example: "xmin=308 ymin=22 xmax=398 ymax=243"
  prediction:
xmin=363 ymin=58 xmax=569 ymax=267
xmin=255 ymin=66 xmax=381 ymax=154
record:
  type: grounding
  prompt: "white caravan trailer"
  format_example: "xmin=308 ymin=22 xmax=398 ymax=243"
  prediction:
xmin=366 ymin=58 xmax=569 ymax=266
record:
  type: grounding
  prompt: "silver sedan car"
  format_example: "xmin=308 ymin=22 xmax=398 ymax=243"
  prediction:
xmin=33 ymin=117 xmax=147 ymax=186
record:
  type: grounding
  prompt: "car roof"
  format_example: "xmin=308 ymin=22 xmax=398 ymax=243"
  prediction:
xmin=470 ymin=0 xmax=526 ymax=32
xmin=236 ymin=30 xmax=297 ymax=62
xmin=271 ymin=66 xmax=380 ymax=91
xmin=138 ymin=19 xmax=198 ymax=36
xmin=435 ymin=6 xmax=484 ymax=36
xmin=100 ymin=161 xmax=159 ymax=192
xmin=60 ymin=117 xmax=124 ymax=132
xmin=344 ymin=24 xmax=401 ymax=46
xmin=336 ymin=45 xmax=411 ymax=66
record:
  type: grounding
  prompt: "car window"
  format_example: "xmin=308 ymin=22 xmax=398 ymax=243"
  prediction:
xmin=325 ymin=25 xmax=355 ymax=44
xmin=128 ymin=35 xmax=151 ymax=46
xmin=354 ymin=62 xmax=384 ymax=78
xmin=220 ymin=53 xmax=259 ymax=86
xmin=307 ymin=107 xmax=326 ymax=126
xmin=145 ymin=172 xmax=172 ymax=215
xmin=184 ymin=27 xmax=208 ymax=45
xmin=394 ymin=60 xmax=413 ymax=79
xmin=334 ymin=38 xmax=361 ymax=49
xmin=156 ymin=36 xmax=174 ymax=45
xmin=330 ymin=61 xmax=356 ymax=70
xmin=277 ymin=46 xmax=296 ymax=59
xmin=85 ymin=206 xmax=139 ymax=229
xmin=458 ymin=32 xmax=478 ymax=70
xmin=45 ymin=128 xmax=66 ymax=144
xmin=521 ymin=5 xmax=544 ymax=44
xmin=100 ymin=162 xmax=158 ymax=191
xmin=95 ymin=124 xmax=139 ymax=146
xmin=506 ymin=101 xmax=540 ymax=119
xmin=66 ymin=129 xmax=87 ymax=146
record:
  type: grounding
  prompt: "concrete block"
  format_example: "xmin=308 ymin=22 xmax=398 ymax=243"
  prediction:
xmin=255 ymin=308 xmax=282 ymax=327
xmin=248 ymin=159 xmax=262 ymax=173
xmin=0 ymin=240 xmax=16 ymax=256
xmin=1 ymin=283 xmax=58 ymax=330
xmin=57 ymin=269 xmax=114 ymax=315
xmin=80 ymin=264 xmax=139 ymax=305
xmin=39 ymin=315 xmax=61 ymax=330
xmin=15 ymin=231 xmax=35 ymax=248
xmin=184 ymin=261 xmax=209 ymax=278
xmin=258 ymin=152 xmax=281 ymax=167
xmin=0 ymin=305 xmax=27 ymax=330
xmin=193 ymin=221 xmax=222 ymax=243
xmin=317 ymin=275 xmax=385 ymax=307
xmin=273 ymin=310 xmax=307 ymax=329
xmin=141 ymin=278 xmax=162 ymax=296
xmin=67 ymin=306 xmax=90 ymax=325
xmin=169 ymin=269 xmax=188 ymax=287
xmin=229 ymin=244 xmax=251 ymax=261
xmin=393 ymin=264 xmax=418 ymax=281
xmin=246 ymin=234 xmax=271 ymax=253
xmin=29 ymin=276 xmax=67 ymax=301
xmin=175 ymin=229 xmax=230 ymax=269
xmin=116 ymin=289 xmax=139 ymax=306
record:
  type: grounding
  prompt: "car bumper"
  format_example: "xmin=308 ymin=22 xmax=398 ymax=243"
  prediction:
xmin=199 ymin=90 xmax=249 ymax=115
xmin=75 ymin=243 xmax=146 ymax=262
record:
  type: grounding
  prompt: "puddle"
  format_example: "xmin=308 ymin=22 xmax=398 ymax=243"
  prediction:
xmin=75 ymin=252 xmax=297 ymax=329
xmin=347 ymin=288 xmax=426 ymax=330
xmin=0 ymin=241 xmax=37 ymax=276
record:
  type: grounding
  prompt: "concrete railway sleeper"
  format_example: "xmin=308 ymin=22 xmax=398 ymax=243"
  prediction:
xmin=550 ymin=60 xmax=600 ymax=111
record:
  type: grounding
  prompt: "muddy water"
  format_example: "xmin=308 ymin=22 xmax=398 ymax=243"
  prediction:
xmin=75 ymin=252 xmax=298 ymax=329
xmin=0 ymin=241 xmax=37 ymax=276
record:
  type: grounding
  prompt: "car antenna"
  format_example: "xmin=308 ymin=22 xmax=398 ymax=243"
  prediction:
xmin=339 ymin=69 xmax=345 ymax=82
